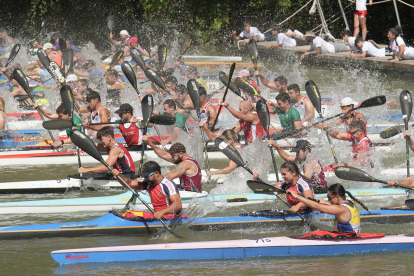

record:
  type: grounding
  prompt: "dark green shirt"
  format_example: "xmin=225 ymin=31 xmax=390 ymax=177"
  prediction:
xmin=273 ymin=106 xmax=301 ymax=130
xmin=159 ymin=112 xmax=186 ymax=129
xmin=66 ymin=115 xmax=84 ymax=136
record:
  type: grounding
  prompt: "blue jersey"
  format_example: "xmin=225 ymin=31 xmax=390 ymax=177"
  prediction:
xmin=334 ymin=201 xmax=361 ymax=234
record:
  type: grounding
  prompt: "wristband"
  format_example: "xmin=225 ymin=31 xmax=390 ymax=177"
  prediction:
xmin=396 ymin=58 xmax=399 ymax=60
xmin=60 ymin=140 xmax=64 ymax=146
xmin=303 ymin=121 xmax=309 ymax=127
xmin=307 ymin=52 xmax=310 ymax=55
xmin=226 ymin=104 xmax=229 ymax=108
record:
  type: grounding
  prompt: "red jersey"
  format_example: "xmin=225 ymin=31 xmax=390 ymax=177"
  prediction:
xmin=240 ymin=119 xmax=266 ymax=143
xmin=346 ymin=133 xmax=374 ymax=160
xmin=343 ymin=112 xmax=367 ymax=135
xmin=143 ymin=177 xmax=180 ymax=214
xmin=280 ymin=177 xmax=314 ymax=206
xmin=243 ymin=80 xmax=261 ymax=103
xmin=119 ymin=117 xmax=143 ymax=146
xmin=178 ymin=157 xmax=202 ymax=193
xmin=303 ymin=160 xmax=328 ymax=190
xmin=108 ymin=143 xmax=135 ymax=173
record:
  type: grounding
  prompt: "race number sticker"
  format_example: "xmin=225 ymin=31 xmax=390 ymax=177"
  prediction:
xmin=218 ymin=141 xmax=228 ymax=150
xmin=207 ymin=81 xmax=220 ymax=93
xmin=251 ymin=238 xmax=272 ymax=245
xmin=315 ymin=104 xmax=328 ymax=118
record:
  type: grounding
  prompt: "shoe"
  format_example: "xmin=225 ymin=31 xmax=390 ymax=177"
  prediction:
xmin=294 ymin=30 xmax=304 ymax=38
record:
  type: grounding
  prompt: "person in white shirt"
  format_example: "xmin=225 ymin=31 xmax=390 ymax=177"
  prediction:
xmin=232 ymin=20 xmax=276 ymax=46
xmin=300 ymin=32 xmax=335 ymax=61
xmin=349 ymin=36 xmax=385 ymax=58
xmin=354 ymin=0 xmax=373 ymax=41
xmin=388 ymin=26 xmax=414 ymax=62
xmin=340 ymin=29 xmax=358 ymax=52
xmin=264 ymin=26 xmax=298 ymax=49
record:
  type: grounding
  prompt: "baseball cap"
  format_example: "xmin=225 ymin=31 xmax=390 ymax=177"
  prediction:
xmin=165 ymin=76 xmax=178 ymax=86
xmin=290 ymin=140 xmax=312 ymax=152
xmin=128 ymin=37 xmax=138 ymax=43
xmin=43 ymin=43 xmax=53 ymax=50
xmin=167 ymin=143 xmax=186 ymax=154
xmin=236 ymin=69 xmax=250 ymax=78
xmin=340 ymin=97 xmax=358 ymax=107
xmin=176 ymin=84 xmax=187 ymax=94
xmin=139 ymin=161 xmax=161 ymax=178
xmin=82 ymin=60 xmax=96 ymax=69
xmin=66 ymin=74 xmax=78 ymax=82
xmin=114 ymin=103 xmax=133 ymax=114
xmin=120 ymin=30 xmax=129 ymax=36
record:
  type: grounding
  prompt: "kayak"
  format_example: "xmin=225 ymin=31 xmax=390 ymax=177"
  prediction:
xmin=5 ymin=208 xmax=414 ymax=241
xmin=51 ymin=233 xmax=414 ymax=264
xmin=0 ymin=187 xmax=406 ymax=214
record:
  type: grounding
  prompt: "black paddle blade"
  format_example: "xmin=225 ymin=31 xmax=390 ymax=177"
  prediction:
xmin=405 ymin=199 xmax=414 ymax=209
xmin=380 ymin=126 xmax=403 ymax=139
xmin=5 ymin=44 xmax=21 ymax=66
xmin=400 ymin=90 xmax=412 ymax=127
xmin=187 ymin=79 xmax=200 ymax=116
xmin=182 ymin=35 xmax=193 ymax=53
xmin=13 ymin=68 xmax=30 ymax=93
xmin=334 ymin=166 xmax=377 ymax=183
xmin=141 ymin=94 xmax=153 ymax=125
xmin=158 ymin=44 xmax=167 ymax=71
xmin=271 ymin=128 xmax=301 ymax=141
xmin=214 ymin=137 xmax=245 ymax=167
xmin=130 ymin=48 xmax=146 ymax=70
xmin=61 ymin=49 xmax=74 ymax=78
xmin=121 ymin=61 xmax=139 ymax=94
xmin=37 ymin=48 xmax=51 ymax=68
xmin=58 ymin=37 xmax=67 ymax=51
xmin=247 ymin=180 xmax=277 ymax=193
xmin=43 ymin=120 xmax=72 ymax=130
xmin=149 ymin=115 xmax=176 ymax=125
xmin=70 ymin=129 xmax=105 ymax=163
xmin=60 ymin=85 xmax=74 ymax=118
xmin=305 ymin=80 xmax=322 ymax=115
xmin=247 ymin=39 xmax=259 ymax=68
xmin=144 ymin=68 xmax=166 ymax=90
xmin=256 ymin=99 xmax=270 ymax=133
xmin=219 ymin=71 xmax=241 ymax=96
xmin=235 ymin=77 xmax=259 ymax=97
xmin=359 ymin=95 xmax=386 ymax=109
xmin=110 ymin=50 xmax=124 ymax=69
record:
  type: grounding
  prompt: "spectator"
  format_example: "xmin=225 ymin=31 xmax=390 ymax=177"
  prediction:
xmin=232 ymin=20 xmax=276 ymax=46
xmin=349 ymin=36 xmax=385 ymax=58
xmin=340 ymin=29 xmax=358 ymax=52
xmin=300 ymin=32 xmax=335 ymax=61
xmin=354 ymin=0 xmax=373 ymax=41
xmin=388 ymin=26 xmax=414 ymax=62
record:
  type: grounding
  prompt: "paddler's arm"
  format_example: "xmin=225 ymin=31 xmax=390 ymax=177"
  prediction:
xmin=199 ymin=122 xmax=217 ymax=141
xmin=154 ymin=194 xmax=182 ymax=220
xmin=254 ymin=71 xmax=277 ymax=90
xmin=207 ymin=104 xmax=218 ymax=127
xmin=164 ymin=162 xmax=189 ymax=180
xmin=328 ymin=129 xmax=348 ymax=141
xmin=78 ymin=146 xmax=120 ymax=174
xmin=209 ymin=160 xmax=238 ymax=175
xmin=267 ymin=140 xmax=295 ymax=162
xmin=33 ymin=103 xmax=58 ymax=119
xmin=73 ymin=68 xmax=90 ymax=78
xmin=354 ymin=112 xmax=367 ymax=125
xmin=404 ymin=131 xmax=414 ymax=152
xmin=174 ymin=61 xmax=187 ymax=76
xmin=86 ymin=109 xmax=112 ymax=131
xmin=142 ymin=135 xmax=174 ymax=163
xmin=0 ymin=112 xmax=6 ymax=131
xmin=221 ymin=100 xmax=252 ymax=122
xmin=303 ymin=98 xmax=315 ymax=123
xmin=388 ymin=178 xmax=414 ymax=188
xmin=290 ymin=189 xmax=314 ymax=213
xmin=112 ymin=169 xmax=145 ymax=190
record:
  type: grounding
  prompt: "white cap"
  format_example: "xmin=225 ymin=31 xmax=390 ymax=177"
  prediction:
xmin=66 ymin=74 xmax=78 ymax=82
xmin=120 ymin=30 xmax=129 ymax=36
xmin=43 ymin=43 xmax=53 ymax=50
xmin=340 ymin=97 xmax=358 ymax=106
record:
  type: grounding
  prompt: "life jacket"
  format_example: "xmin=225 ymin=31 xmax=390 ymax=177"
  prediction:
xmin=291 ymin=230 xmax=384 ymax=240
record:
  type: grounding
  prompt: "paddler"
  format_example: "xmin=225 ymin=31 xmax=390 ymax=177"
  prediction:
xmin=286 ymin=84 xmax=315 ymax=124
xmin=112 ymin=160 xmax=182 ymax=220
xmin=78 ymin=91 xmax=112 ymax=132
xmin=403 ymin=130 xmax=414 ymax=152
xmin=141 ymin=138 xmax=203 ymax=193
xmin=113 ymin=103 xmax=145 ymax=151
xmin=254 ymin=70 xmax=287 ymax=94
xmin=0 ymin=95 xmax=7 ymax=131
xmin=73 ymin=60 xmax=104 ymax=87
xmin=78 ymin=126 xmax=135 ymax=178
xmin=199 ymin=86 xmax=217 ymax=129
xmin=268 ymin=92 xmax=303 ymax=132
xmin=289 ymin=183 xmax=370 ymax=234
xmin=267 ymin=139 xmax=328 ymax=192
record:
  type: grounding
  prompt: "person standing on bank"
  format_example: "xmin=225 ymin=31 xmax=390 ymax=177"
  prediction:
xmin=354 ymin=0 xmax=373 ymax=41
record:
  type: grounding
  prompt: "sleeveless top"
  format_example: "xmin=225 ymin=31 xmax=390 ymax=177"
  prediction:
xmin=143 ymin=177 xmax=181 ymax=214
xmin=90 ymin=105 xmax=111 ymax=124
xmin=343 ymin=112 xmax=367 ymax=135
xmin=334 ymin=201 xmax=361 ymax=234
xmin=240 ymin=120 xmax=266 ymax=143
xmin=119 ymin=117 xmax=143 ymax=146
xmin=280 ymin=177 xmax=314 ymax=207
xmin=303 ymin=160 xmax=328 ymax=190
xmin=178 ymin=157 xmax=202 ymax=193
xmin=107 ymin=143 xmax=135 ymax=174
xmin=293 ymin=96 xmax=307 ymax=120
xmin=200 ymin=102 xmax=211 ymax=124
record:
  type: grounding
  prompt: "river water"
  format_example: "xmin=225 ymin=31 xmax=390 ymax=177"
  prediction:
xmin=1 ymin=47 xmax=414 ymax=275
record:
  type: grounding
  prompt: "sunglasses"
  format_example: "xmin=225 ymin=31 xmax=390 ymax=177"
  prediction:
xmin=144 ymin=172 xmax=155 ymax=180
xmin=327 ymin=194 xmax=336 ymax=201
xmin=348 ymin=129 xmax=360 ymax=135
xmin=341 ymin=105 xmax=352 ymax=110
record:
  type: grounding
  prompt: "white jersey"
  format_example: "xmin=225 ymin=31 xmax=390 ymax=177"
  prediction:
xmin=361 ymin=42 xmax=385 ymax=57
xmin=277 ymin=33 xmax=296 ymax=47
xmin=356 ymin=0 xmax=367 ymax=10
xmin=311 ymin=37 xmax=335 ymax=54
xmin=292 ymin=97 xmax=307 ymax=120
xmin=239 ymin=27 xmax=265 ymax=41
xmin=90 ymin=105 xmax=111 ymax=124
xmin=389 ymin=36 xmax=414 ymax=60
xmin=348 ymin=37 xmax=357 ymax=52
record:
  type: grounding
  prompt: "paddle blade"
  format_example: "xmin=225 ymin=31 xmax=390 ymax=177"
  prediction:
xmin=187 ymin=79 xmax=200 ymax=117
xmin=130 ymin=48 xmax=146 ymax=70
xmin=121 ymin=61 xmax=138 ymax=94
xmin=219 ymin=71 xmax=241 ymax=97
xmin=149 ymin=115 xmax=176 ymax=125
xmin=214 ymin=137 xmax=245 ymax=167
xmin=141 ymin=95 xmax=153 ymax=125
xmin=380 ymin=126 xmax=403 ymax=139
xmin=6 ymin=44 xmax=20 ymax=66
xmin=60 ymin=85 xmax=74 ymax=118
xmin=107 ymin=15 xmax=115 ymax=30
xmin=70 ymin=129 xmax=105 ymax=163
xmin=334 ymin=166 xmax=377 ymax=183
xmin=37 ymin=48 xmax=51 ymax=68
xmin=144 ymin=68 xmax=166 ymax=90
xmin=158 ymin=44 xmax=167 ymax=71
xmin=180 ymin=35 xmax=193 ymax=55
xmin=400 ymin=90 xmax=412 ymax=128
xmin=13 ymin=68 xmax=30 ymax=94
xmin=110 ymin=50 xmax=124 ymax=69
xmin=271 ymin=128 xmax=301 ymax=141
xmin=61 ymin=49 xmax=74 ymax=78
xmin=247 ymin=39 xmax=259 ymax=68
xmin=58 ymin=37 xmax=67 ymax=51
xmin=358 ymin=95 xmax=386 ymax=109
xmin=305 ymin=80 xmax=322 ymax=115
xmin=235 ymin=77 xmax=259 ymax=97
xmin=256 ymin=99 xmax=270 ymax=133
xmin=247 ymin=180 xmax=277 ymax=193
xmin=43 ymin=120 xmax=72 ymax=130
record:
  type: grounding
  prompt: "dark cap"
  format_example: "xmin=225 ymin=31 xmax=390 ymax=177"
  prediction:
xmin=176 ymin=84 xmax=187 ymax=94
xmin=187 ymin=66 xmax=198 ymax=75
xmin=291 ymin=140 xmax=312 ymax=153
xmin=139 ymin=161 xmax=161 ymax=178
xmin=167 ymin=143 xmax=186 ymax=154
xmin=82 ymin=60 xmax=96 ymax=69
xmin=165 ymin=76 xmax=178 ymax=86
xmin=114 ymin=103 xmax=133 ymax=114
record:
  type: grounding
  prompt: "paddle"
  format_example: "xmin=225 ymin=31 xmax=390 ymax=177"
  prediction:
xmin=400 ymin=90 xmax=412 ymax=177
xmin=219 ymin=71 xmax=243 ymax=99
xmin=69 ymin=129 xmax=183 ymax=238
xmin=214 ymin=137 xmax=318 ymax=231
xmin=107 ymin=15 xmax=115 ymax=42
xmin=130 ymin=48 xmax=146 ymax=70
xmin=405 ymin=199 xmax=414 ymax=209
xmin=158 ymin=44 xmax=167 ymax=72
xmin=109 ymin=50 xmax=124 ymax=70
xmin=188 ymin=79 xmax=210 ymax=172
xmin=305 ymin=80 xmax=338 ymax=163
xmin=61 ymin=49 xmax=74 ymax=79
xmin=37 ymin=48 xmax=64 ymax=84
xmin=247 ymin=39 xmax=260 ymax=87
xmin=177 ymin=35 xmax=193 ymax=62
xmin=58 ymin=37 xmax=67 ymax=52
xmin=211 ymin=63 xmax=236 ymax=131
xmin=13 ymin=68 xmax=56 ymax=145
xmin=121 ymin=61 xmax=140 ymax=96
xmin=139 ymin=95 xmax=153 ymax=175
xmin=256 ymin=98 xmax=280 ymax=182
xmin=380 ymin=125 xmax=403 ymax=139
xmin=0 ymin=44 xmax=21 ymax=76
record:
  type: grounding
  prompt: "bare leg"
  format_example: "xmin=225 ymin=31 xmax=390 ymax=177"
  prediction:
xmin=353 ymin=14 xmax=360 ymax=38
xmin=360 ymin=17 xmax=367 ymax=41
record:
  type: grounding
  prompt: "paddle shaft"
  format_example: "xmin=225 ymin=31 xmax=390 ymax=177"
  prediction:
xmin=318 ymin=109 xmax=339 ymax=163
xmin=138 ymin=126 xmax=147 ymax=175
xmin=267 ymin=134 xmax=280 ymax=182
xmin=405 ymin=121 xmax=410 ymax=177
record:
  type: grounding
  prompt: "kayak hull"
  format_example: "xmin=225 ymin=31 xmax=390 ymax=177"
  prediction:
xmin=51 ymin=233 xmax=414 ymax=264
